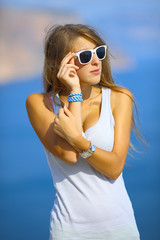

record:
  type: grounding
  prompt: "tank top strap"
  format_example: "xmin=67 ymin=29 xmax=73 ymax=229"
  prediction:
xmin=102 ymin=87 xmax=115 ymax=127
xmin=47 ymin=93 xmax=61 ymax=115
xmin=48 ymin=94 xmax=54 ymax=108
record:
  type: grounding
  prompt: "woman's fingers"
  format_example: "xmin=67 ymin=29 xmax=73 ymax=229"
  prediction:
xmin=61 ymin=64 xmax=79 ymax=74
xmin=58 ymin=108 xmax=64 ymax=116
xmin=60 ymin=52 xmax=75 ymax=69
xmin=57 ymin=107 xmax=72 ymax=119
xmin=57 ymin=64 xmax=78 ymax=80
xmin=67 ymin=64 xmax=79 ymax=69
xmin=57 ymin=53 xmax=74 ymax=78
xmin=63 ymin=106 xmax=73 ymax=118
xmin=69 ymin=54 xmax=75 ymax=65
xmin=56 ymin=52 xmax=80 ymax=90
xmin=62 ymin=66 xmax=77 ymax=78
xmin=58 ymin=66 xmax=78 ymax=82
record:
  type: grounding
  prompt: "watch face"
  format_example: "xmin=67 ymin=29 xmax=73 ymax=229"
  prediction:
xmin=90 ymin=145 xmax=95 ymax=152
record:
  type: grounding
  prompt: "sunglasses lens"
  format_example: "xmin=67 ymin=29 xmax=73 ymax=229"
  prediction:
xmin=80 ymin=51 xmax=92 ymax=64
xmin=96 ymin=46 xmax=106 ymax=60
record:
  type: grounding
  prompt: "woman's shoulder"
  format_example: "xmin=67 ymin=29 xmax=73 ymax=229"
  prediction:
xmin=26 ymin=92 xmax=50 ymax=100
xmin=26 ymin=92 xmax=53 ymax=113
xmin=111 ymin=86 xmax=133 ymax=99
xmin=110 ymin=86 xmax=133 ymax=114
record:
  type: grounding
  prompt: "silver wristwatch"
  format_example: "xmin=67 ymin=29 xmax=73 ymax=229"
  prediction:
xmin=79 ymin=144 xmax=96 ymax=159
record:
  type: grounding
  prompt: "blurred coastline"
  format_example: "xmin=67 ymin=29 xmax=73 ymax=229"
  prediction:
xmin=0 ymin=6 xmax=81 ymax=84
xmin=0 ymin=6 xmax=135 ymax=85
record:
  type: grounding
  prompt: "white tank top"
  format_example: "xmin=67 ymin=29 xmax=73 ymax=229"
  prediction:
xmin=44 ymin=87 xmax=140 ymax=240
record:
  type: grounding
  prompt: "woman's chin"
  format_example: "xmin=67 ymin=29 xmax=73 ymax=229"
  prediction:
xmin=80 ymin=76 xmax=101 ymax=86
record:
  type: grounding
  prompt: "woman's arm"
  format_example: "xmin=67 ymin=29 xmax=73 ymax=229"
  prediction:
xmin=26 ymin=53 xmax=83 ymax=164
xmin=61 ymin=88 xmax=133 ymax=180
xmin=57 ymin=52 xmax=83 ymax=132
xmin=26 ymin=93 xmax=80 ymax=163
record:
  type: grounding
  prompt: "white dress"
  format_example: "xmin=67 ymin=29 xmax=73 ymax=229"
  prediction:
xmin=44 ymin=87 xmax=140 ymax=240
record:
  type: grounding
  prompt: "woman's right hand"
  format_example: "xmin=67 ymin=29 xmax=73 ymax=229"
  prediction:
xmin=57 ymin=52 xmax=81 ymax=92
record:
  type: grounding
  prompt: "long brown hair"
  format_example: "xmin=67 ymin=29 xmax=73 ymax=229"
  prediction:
xmin=43 ymin=24 xmax=147 ymax=155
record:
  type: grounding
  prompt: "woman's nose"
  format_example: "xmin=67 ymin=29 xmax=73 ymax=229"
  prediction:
xmin=91 ymin=53 xmax=100 ymax=65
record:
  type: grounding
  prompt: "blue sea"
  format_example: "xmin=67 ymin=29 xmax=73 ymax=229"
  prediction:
xmin=0 ymin=1 xmax=160 ymax=239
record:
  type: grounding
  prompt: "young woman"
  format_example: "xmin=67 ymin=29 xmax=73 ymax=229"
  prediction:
xmin=26 ymin=24 xmax=145 ymax=239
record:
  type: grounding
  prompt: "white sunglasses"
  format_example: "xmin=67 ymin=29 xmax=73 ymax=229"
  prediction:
xmin=75 ymin=45 xmax=107 ymax=65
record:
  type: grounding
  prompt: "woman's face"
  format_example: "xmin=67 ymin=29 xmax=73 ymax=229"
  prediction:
xmin=72 ymin=36 xmax=102 ymax=86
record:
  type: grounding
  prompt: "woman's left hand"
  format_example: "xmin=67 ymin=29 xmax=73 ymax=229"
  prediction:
xmin=53 ymin=106 xmax=81 ymax=143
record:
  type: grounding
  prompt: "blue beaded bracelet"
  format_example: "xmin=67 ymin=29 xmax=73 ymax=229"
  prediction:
xmin=68 ymin=93 xmax=82 ymax=97
xmin=68 ymin=95 xmax=83 ymax=102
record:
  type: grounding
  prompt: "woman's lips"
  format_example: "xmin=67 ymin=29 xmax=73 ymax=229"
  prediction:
xmin=90 ymin=69 xmax=100 ymax=74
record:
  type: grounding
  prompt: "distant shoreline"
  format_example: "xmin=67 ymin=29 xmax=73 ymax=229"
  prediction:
xmin=0 ymin=6 xmax=135 ymax=85
xmin=0 ymin=6 xmax=81 ymax=84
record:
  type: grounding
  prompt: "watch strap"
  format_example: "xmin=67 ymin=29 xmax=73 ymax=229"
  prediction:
xmin=79 ymin=143 xmax=95 ymax=159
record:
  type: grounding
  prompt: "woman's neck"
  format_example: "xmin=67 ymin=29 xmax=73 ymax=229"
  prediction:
xmin=80 ymin=84 xmax=92 ymax=100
